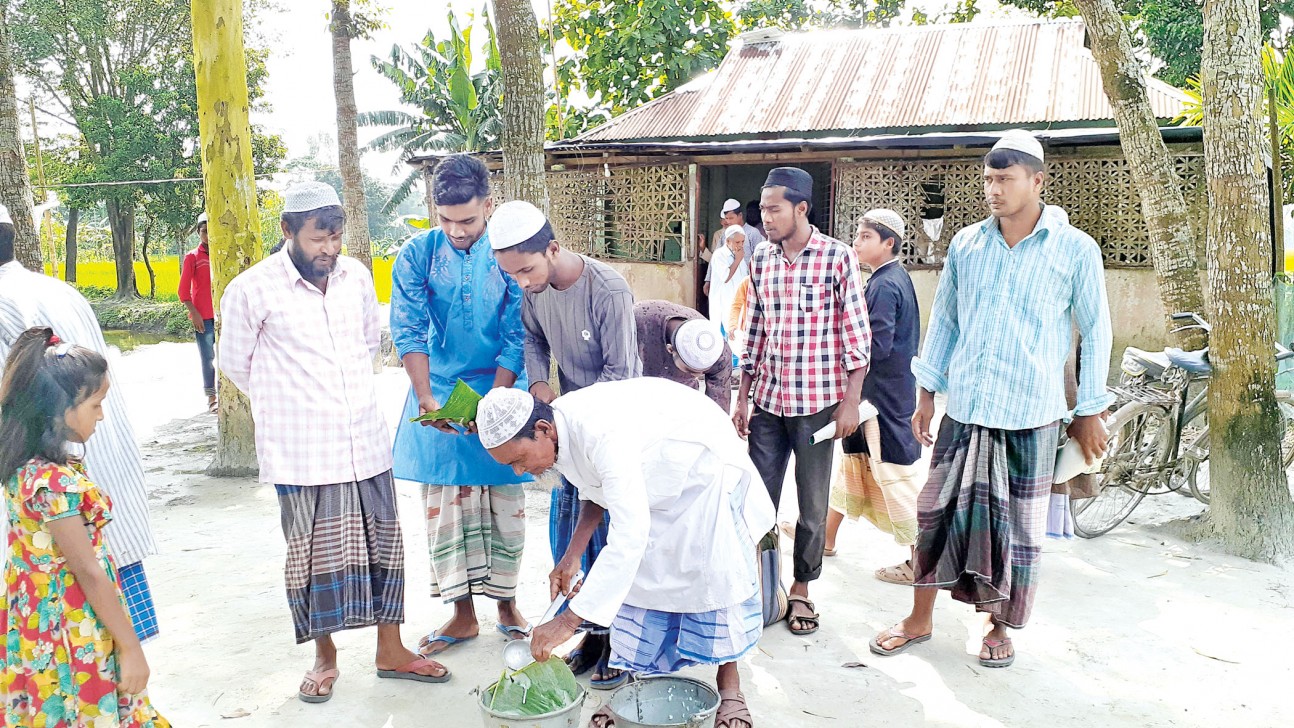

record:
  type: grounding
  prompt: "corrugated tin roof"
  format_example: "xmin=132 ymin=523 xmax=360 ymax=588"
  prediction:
xmin=574 ymin=20 xmax=1191 ymax=143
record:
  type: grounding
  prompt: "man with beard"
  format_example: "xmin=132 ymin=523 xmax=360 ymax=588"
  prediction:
xmin=490 ymin=200 xmax=641 ymax=690
xmin=733 ymin=167 xmax=872 ymax=637
xmin=220 ymin=182 xmax=449 ymax=704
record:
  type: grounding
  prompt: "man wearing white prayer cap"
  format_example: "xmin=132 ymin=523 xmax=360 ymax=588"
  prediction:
xmin=872 ymin=131 xmax=1113 ymax=668
xmin=489 ymin=198 xmax=641 ymax=688
xmin=220 ymin=180 xmax=450 ymax=701
xmin=477 ymin=377 xmax=775 ymax=727
xmin=704 ymin=225 xmax=749 ymax=337
xmin=633 ymin=300 xmax=733 ymax=412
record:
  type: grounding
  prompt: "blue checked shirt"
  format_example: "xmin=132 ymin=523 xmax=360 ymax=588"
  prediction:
xmin=912 ymin=207 xmax=1114 ymax=430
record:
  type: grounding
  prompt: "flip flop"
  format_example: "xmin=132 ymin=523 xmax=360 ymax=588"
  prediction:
xmin=417 ymin=632 xmax=474 ymax=656
xmin=589 ymin=705 xmax=616 ymax=728
xmin=824 ymin=546 xmax=838 ymax=557
xmin=496 ymin=623 xmax=532 ymax=640
xmin=376 ymin=657 xmax=451 ymax=683
xmin=298 ymin=668 xmax=339 ymax=704
xmin=786 ymin=595 xmax=819 ymax=636
xmin=589 ymin=652 xmax=632 ymax=691
xmin=869 ymin=626 xmax=931 ymax=656
xmin=979 ymin=636 xmax=1015 ymax=668
xmin=564 ymin=643 xmax=599 ymax=676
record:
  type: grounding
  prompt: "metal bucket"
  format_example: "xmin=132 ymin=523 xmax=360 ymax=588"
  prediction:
xmin=478 ymin=683 xmax=586 ymax=728
xmin=606 ymin=677 xmax=720 ymax=728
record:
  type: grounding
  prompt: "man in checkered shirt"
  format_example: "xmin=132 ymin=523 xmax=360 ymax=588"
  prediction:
xmin=732 ymin=167 xmax=871 ymax=636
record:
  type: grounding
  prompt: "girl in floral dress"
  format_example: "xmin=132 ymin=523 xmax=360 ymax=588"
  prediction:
xmin=0 ymin=327 xmax=168 ymax=727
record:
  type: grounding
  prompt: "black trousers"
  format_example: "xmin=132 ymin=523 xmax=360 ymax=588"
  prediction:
xmin=747 ymin=403 xmax=839 ymax=583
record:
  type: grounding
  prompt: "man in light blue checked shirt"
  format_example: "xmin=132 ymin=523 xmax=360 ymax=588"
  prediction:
xmin=871 ymin=131 xmax=1113 ymax=670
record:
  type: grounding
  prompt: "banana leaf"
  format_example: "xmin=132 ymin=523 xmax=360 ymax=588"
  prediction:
xmin=487 ymin=657 xmax=581 ymax=717
xmin=410 ymin=379 xmax=483 ymax=424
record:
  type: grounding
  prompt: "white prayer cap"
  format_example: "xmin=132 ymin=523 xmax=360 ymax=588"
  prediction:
xmin=282 ymin=181 xmax=342 ymax=213
xmin=488 ymin=200 xmax=552 ymax=251
xmin=674 ymin=319 xmax=724 ymax=371
xmin=720 ymin=198 xmax=742 ymax=216
xmin=0 ymin=203 xmax=10 ymax=225
xmin=477 ymin=387 xmax=536 ymax=449
xmin=723 ymin=224 xmax=745 ymax=241
xmin=197 ymin=212 xmax=208 ymax=225
xmin=861 ymin=209 xmax=905 ymax=239
xmin=991 ymin=130 xmax=1045 ymax=163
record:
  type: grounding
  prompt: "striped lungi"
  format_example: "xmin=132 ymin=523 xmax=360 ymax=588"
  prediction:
xmin=275 ymin=471 xmax=405 ymax=643
xmin=829 ymin=453 xmax=921 ymax=546
xmin=913 ymin=418 xmax=1059 ymax=629
xmin=423 ymin=484 xmax=525 ymax=602
xmin=548 ymin=476 xmax=609 ymax=571
xmin=117 ymin=561 xmax=160 ymax=642
xmin=608 ymin=589 xmax=763 ymax=675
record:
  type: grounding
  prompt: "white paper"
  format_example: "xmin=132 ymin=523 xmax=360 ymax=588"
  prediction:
xmin=809 ymin=400 xmax=880 ymax=445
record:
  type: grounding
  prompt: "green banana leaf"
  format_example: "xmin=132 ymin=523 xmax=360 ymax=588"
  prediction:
xmin=487 ymin=656 xmax=581 ymax=717
xmin=410 ymin=379 xmax=483 ymax=424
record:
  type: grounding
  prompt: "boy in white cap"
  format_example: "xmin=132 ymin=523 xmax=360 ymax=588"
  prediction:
xmin=823 ymin=210 xmax=923 ymax=584
xmin=220 ymin=181 xmax=449 ymax=703
xmin=489 ymin=199 xmax=641 ymax=688
xmin=634 ymin=299 xmax=733 ymax=411
xmin=476 ymin=378 xmax=774 ymax=728
xmin=178 ymin=211 xmax=217 ymax=413
xmin=871 ymin=130 xmax=1112 ymax=668
xmin=705 ymin=225 xmax=749 ymax=337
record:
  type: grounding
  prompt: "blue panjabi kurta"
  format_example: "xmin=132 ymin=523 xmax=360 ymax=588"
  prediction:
xmin=389 ymin=229 xmax=531 ymax=486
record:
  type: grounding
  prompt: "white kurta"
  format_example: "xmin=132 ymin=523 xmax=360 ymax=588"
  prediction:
xmin=554 ymin=378 xmax=775 ymax=628
xmin=707 ymin=246 xmax=749 ymax=336
xmin=0 ymin=262 xmax=160 ymax=566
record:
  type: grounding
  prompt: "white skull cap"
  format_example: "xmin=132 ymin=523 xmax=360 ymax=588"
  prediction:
xmin=477 ymin=387 xmax=537 ymax=449
xmin=674 ymin=319 xmax=725 ymax=371
xmin=721 ymin=198 xmax=741 ymax=215
xmin=283 ymin=181 xmax=342 ymax=213
xmin=861 ymin=209 xmax=905 ymax=240
xmin=991 ymin=130 xmax=1045 ymax=164
xmin=0 ymin=203 xmax=11 ymax=225
xmin=197 ymin=212 xmax=208 ymax=225
xmin=488 ymin=200 xmax=550 ymax=250
xmin=723 ymin=225 xmax=745 ymax=241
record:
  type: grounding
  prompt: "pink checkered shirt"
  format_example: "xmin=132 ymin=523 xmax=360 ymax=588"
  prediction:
xmin=219 ymin=252 xmax=393 ymax=486
xmin=741 ymin=228 xmax=872 ymax=417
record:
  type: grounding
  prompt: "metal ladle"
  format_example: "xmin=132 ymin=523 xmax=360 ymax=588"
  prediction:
xmin=502 ymin=569 xmax=585 ymax=672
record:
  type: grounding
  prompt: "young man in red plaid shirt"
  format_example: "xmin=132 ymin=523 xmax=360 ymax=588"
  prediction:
xmin=732 ymin=167 xmax=872 ymax=635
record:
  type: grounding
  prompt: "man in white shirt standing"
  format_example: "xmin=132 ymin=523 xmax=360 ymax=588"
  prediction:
xmin=219 ymin=182 xmax=449 ymax=704
xmin=478 ymin=378 xmax=774 ymax=728
xmin=705 ymin=225 xmax=749 ymax=338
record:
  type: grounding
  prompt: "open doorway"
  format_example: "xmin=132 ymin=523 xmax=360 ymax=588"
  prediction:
xmin=695 ymin=162 xmax=833 ymax=314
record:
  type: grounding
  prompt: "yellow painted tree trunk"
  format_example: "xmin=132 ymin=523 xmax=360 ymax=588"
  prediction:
xmin=192 ymin=0 xmax=262 ymax=477
xmin=1197 ymin=0 xmax=1294 ymax=559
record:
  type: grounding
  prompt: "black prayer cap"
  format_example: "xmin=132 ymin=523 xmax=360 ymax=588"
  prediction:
xmin=763 ymin=167 xmax=814 ymax=198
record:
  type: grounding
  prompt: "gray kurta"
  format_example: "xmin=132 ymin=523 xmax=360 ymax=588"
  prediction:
xmin=523 ymin=255 xmax=641 ymax=393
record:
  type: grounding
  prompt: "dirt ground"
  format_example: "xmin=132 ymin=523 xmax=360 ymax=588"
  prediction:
xmin=112 ymin=342 xmax=1293 ymax=728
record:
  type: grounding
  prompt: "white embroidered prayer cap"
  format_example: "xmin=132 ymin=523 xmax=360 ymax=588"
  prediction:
xmin=723 ymin=224 xmax=745 ymax=241
xmin=991 ymin=130 xmax=1045 ymax=164
xmin=282 ymin=181 xmax=342 ymax=213
xmin=674 ymin=319 xmax=725 ymax=371
xmin=720 ymin=198 xmax=742 ymax=216
xmin=861 ymin=209 xmax=906 ymax=240
xmin=0 ymin=203 xmax=11 ymax=225
xmin=478 ymin=387 xmax=536 ymax=449
xmin=488 ymin=200 xmax=550 ymax=250
xmin=197 ymin=212 xmax=208 ymax=225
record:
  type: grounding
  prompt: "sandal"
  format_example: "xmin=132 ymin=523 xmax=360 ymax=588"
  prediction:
xmin=979 ymin=636 xmax=1015 ymax=668
xmin=496 ymin=623 xmax=532 ymax=640
xmin=824 ymin=546 xmax=838 ymax=557
xmin=786 ymin=595 xmax=819 ymax=636
xmin=564 ymin=634 xmax=602 ymax=677
xmin=716 ymin=689 xmax=753 ymax=728
xmin=589 ymin=653 xmax=631 ymax=691
xmin=874 ymin=560 xmax=914 ymax=585
xmin=868 ymin=625 xmax=931 ymax=656
xmin=376 ymin=657 xmax=451 ymax=683
xmin=589 ymin=705 xmax=616 ymax=727
xmin=298 ymin=668 xmax=339 ymax=704
xmin=417 ymin=632 xmax=475 ymax=656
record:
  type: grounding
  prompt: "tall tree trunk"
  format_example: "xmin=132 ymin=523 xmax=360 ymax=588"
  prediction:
xmin=1195 ymin=0 xmax=1294 ymax=560
xmin=193 ymin=0 xmax=263 ymax=477
xmin=1075 ymin=0 xmax=1207 ymax=349
xmin=0 ymin=5 xmax=40 ymax=270
xmin=491 ymin=0 xmax=551 ymax=212
xmin=104 ymin=198 xmax=137 ymax=298
xmin=141 ymin=219 xmax=155 ymax=299
xmin=331 ymin=0 xmax=372 ymax=272
xmin=64 ymin=207 xmax=78 ymax=282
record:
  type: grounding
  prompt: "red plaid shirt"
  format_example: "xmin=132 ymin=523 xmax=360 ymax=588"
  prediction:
xmin=741 ymin=228 xmax=871 ymax=417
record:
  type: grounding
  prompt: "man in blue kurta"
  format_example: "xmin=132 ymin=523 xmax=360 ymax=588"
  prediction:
xmin=390 ymin=154 xmax=533 ymax=656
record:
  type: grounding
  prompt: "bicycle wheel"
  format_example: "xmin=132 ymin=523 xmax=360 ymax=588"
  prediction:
xmin=1070 ymin=401 xmax=1172 ymax=538
xmin=1184 ymin=396 xmax=1294 ymax=504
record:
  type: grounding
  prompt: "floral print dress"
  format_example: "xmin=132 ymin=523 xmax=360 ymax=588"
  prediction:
xmin=1 ymin=459 xmax=168 ymax=727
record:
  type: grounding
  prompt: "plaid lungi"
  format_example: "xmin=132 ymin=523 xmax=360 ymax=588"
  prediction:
xmin=829 ymin=453 xmax=921 ymax=546
xmin=548 ymin=476 xmax=609 ymax=571
xmin=276 ymin=471 xmax=405 ymax=643
xmin=423 ymin=484 xmax=525 ymax=602
xmin=608 ymin=589 xmax=763 ymax=675
xmin=913 ymin=418 xmax=1059 ymax=628
xmin=117 ymin=561 xmax=160 ymax=642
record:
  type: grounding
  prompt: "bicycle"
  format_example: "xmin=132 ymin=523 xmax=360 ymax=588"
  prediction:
xmin=1068 ymin=312 xmax=1294 ymax=538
